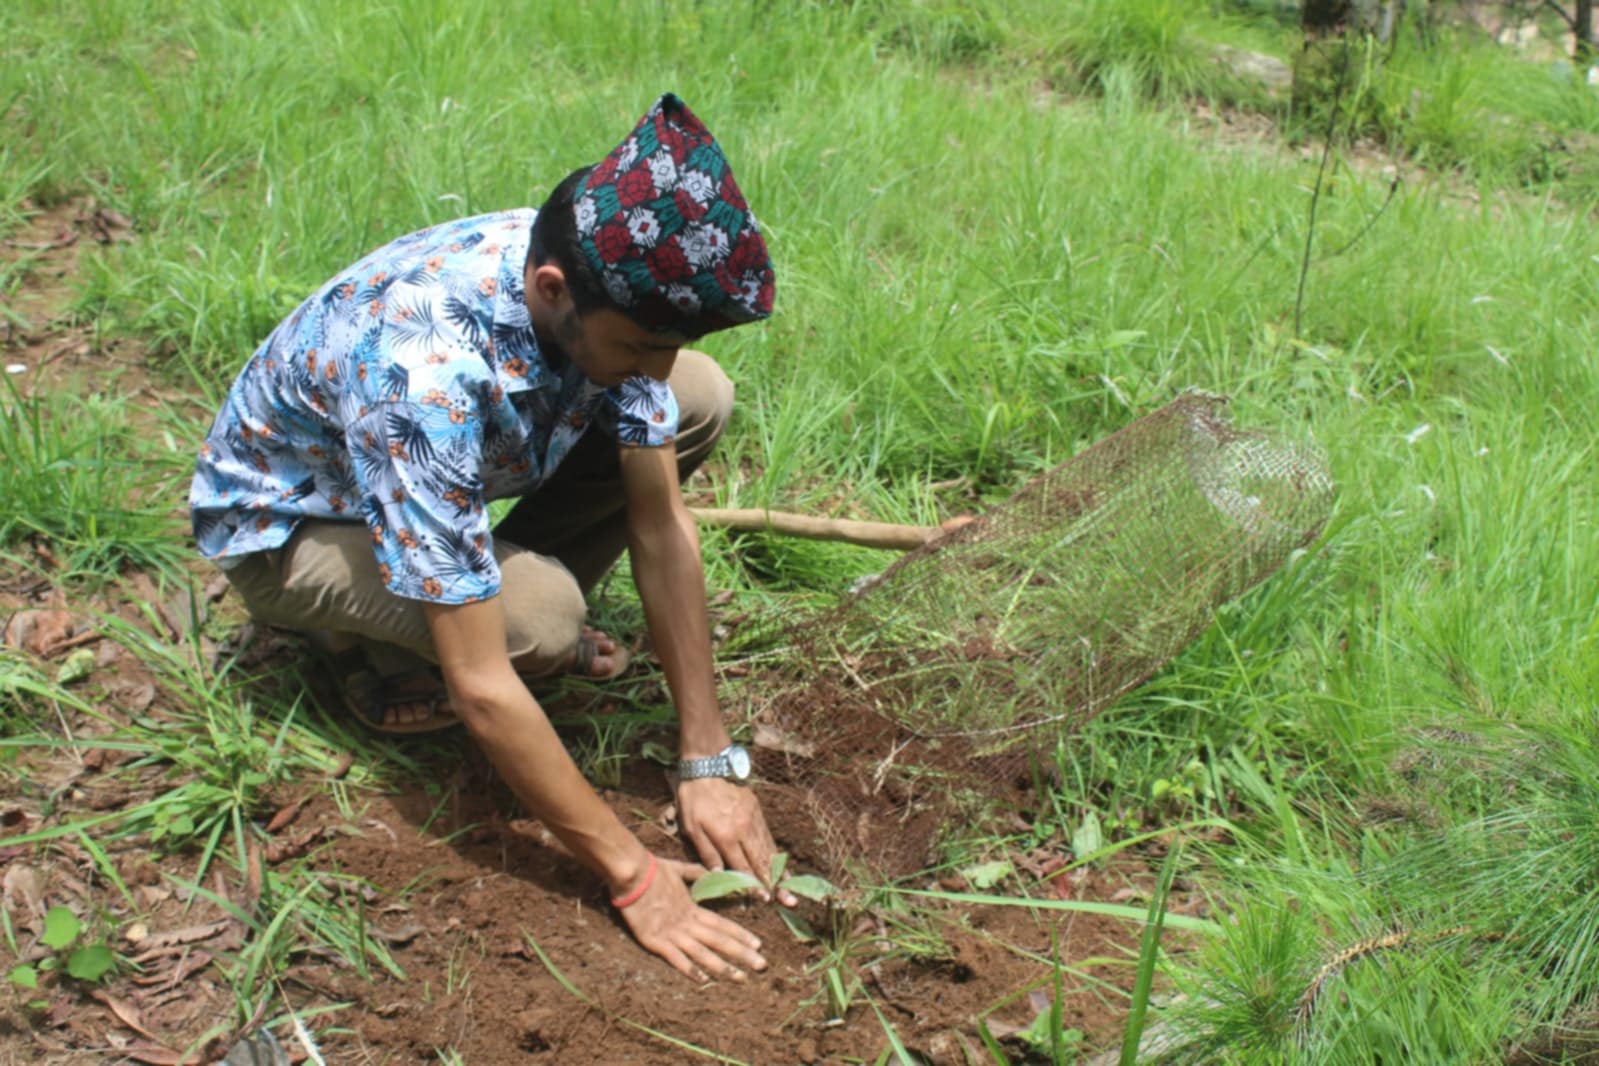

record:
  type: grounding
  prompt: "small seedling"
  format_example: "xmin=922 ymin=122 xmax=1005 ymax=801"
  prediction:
xmin=7 ymin=905 xmax=116 ymax=991
xmin=688 ymin=869 xmax=764 ymax=902
xmin=688 ymin=851 xmax=840 ymax=906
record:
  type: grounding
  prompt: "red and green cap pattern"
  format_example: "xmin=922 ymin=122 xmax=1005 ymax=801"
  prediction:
xmin=574 ymin=93 xmax=775 ymax=335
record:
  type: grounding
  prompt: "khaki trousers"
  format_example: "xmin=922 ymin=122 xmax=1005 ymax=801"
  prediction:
xmin=224 ymin=350 xmax=732 ymax=677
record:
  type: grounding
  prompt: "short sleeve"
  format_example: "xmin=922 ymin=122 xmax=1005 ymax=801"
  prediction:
xmin=600 ymin=376 xmax=680 ymax=448
xmin=346 ymin=400 xmax=499 ymax=603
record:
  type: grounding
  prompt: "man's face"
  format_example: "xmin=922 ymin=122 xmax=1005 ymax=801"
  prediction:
xmin=524 ymin=260 xmax=686 ymax=388
xmin=548 ymin=306 xmax=685 ymax=389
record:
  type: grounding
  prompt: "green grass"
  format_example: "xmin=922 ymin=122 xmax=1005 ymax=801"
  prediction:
xmin=4 ymin=0 xmax=1599 ymax=1059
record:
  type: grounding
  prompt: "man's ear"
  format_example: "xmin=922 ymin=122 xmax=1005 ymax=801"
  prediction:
xmin=527 ymin=263 xmax=573 ymax=314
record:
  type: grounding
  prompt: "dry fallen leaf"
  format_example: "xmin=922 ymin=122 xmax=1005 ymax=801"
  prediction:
xmin=264 ymin=798 xmax=306 ymax=835
xmin=108 ymin=680 xmax=158 ymax=714
xmin=3 ymin=863 xmax=44 ymax=911
xmin=328 ymin=752 xmax=355 ymax=780
xmin=93 ymin=990 xmax=163 ymax=1042
xmin=2 ymin=608 xmax=77 ymax=657
xmin=369 ymin=921 xmax=425 ymax=945
xmin=120 ymin=1044 xmax=199 ymax=1066
xmin=129 ymin=949 xmax=212 ymax=990
xmin=752 ymin=720 xmax=817 ymax=758
xmin=129 ymin=919 xmax=231 ymax=960
xmin=264 ymin=825 xmax=335 ymax=865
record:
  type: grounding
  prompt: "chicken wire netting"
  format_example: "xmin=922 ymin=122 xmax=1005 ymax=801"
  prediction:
xmin=729 ymin=392 xmax=1335 ymax=884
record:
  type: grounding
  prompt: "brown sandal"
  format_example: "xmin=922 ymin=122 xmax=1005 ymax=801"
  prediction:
xmin=319 ymin=645 xmax=460 ymax=735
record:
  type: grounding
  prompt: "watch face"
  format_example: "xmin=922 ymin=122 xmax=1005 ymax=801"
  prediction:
xmin=726 ymin=745 xmax=752 ymax=780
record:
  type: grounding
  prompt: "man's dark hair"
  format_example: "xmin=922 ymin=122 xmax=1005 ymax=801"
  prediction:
xmin=527 ymin=166 xmax=617 ymax=318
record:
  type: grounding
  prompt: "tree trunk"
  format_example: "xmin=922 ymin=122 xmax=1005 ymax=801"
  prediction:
xmin=1577 ymin=0 xmax=1595 ymax=66
xmin=1302 ymin=0 xmax=1354 ymax=37
xmin=1292 ymin=0 xmax=1390 ymax=119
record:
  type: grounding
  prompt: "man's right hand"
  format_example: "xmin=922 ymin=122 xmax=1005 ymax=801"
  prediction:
xmin=616 ymin=855 xmax=768 ymax=982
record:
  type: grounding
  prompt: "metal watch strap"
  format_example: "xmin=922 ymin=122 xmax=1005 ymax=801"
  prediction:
xmin=678 ymin=752 xmax=729 ymax=780
xmin=674 ymin=751 xmax=732 ymax=783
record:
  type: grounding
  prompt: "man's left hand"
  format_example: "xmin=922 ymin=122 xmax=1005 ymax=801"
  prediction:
xmin=676 ymin=778 xmax=798 ymax=907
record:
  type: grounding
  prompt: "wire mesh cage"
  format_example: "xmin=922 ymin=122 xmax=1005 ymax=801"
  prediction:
xmin=730 ymin=392 xmax=1335 ymax=883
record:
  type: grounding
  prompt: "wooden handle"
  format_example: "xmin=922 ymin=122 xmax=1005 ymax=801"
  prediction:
xmin=688 ymin=507 xmax=939 ymax=550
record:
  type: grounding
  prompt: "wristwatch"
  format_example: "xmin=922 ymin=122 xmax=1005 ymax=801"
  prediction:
xmin=677 ymin=743 xmax=753 ymax=783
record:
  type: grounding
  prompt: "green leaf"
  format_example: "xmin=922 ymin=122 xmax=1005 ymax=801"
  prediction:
xmin=1073 ymin=808 xmax=1104 ymax=860
xmin=769 ymin=851 xmax=789 ymax=884
xmin=7 ymin=964 xmax=37 ymax=989
xmin=777 ymin=907 xmax=816 ymax=942
xmin=689 ymin=869 xmax=763 ymax=902
xmin=781 ymin=874 xmax=837 ymax=902
xmin=66 ymin=945 xmax=114 ymax=982
xmin=40 ymin=906 xmax=80 ymax=950
xmin=961 ymin=860 xmax=1014 ymax=890
xmin=55 ymin=648 xmax=95 ymax=686
xmin=639 ymin=741 xmax=675 ymax=766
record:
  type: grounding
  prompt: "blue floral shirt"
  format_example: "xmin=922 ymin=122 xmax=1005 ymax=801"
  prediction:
xmin=189 ymin=209 xmax=680 ymax=604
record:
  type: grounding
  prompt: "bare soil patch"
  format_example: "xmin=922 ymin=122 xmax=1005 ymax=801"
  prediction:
xmin=2 ymin=633 xmax=1165 ymax=1063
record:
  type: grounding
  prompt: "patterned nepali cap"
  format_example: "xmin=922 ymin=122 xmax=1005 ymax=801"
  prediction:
xmin=574 ymin=93 xmax=775 ymax=335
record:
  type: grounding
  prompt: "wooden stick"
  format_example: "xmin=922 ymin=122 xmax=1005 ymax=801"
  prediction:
xmin=688 ymin=507 xmax=938 ymax=550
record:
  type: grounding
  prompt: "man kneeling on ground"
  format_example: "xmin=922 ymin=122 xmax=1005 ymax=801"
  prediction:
xmin=189 ymin=93 xmax=792 ymax=981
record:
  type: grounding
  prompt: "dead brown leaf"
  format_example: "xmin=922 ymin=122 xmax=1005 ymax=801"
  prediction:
xmin=108 ymin=679 xmax=157 ymax=715
xmin=120 ymin=1043 xmax=202 ymax=1066
xmin=265 ymin=798 xmax=307 ymax=835
xmin=88 ymin=206 xmax=136 ymax=245
xmin=264 ymin=825 xmax=335 ymax=865
xmin=752 ymin=720 xmax=818 ymax=758
xmin=202 ymin=574 xmax=230 ymax=604
xmin=369 ymin=921 xmax=425 ymax=945
xmin=130 ymin=948 xmax=213 ymax=991
xmin=1 ymin=608 xmax=78 ymax=657
xmin=93 ymin=990 xmax=163 ymax=1042
xmin=129 ymin=919 xmax=231 ymax=960
xmin=2 ymin=863 xmax=45 ymax=925
xmin=129 ymin=949 xmax=212 ymax=990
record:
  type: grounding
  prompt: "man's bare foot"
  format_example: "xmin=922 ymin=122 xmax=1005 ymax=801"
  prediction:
xmin=569 ymin=626 xmax=630 ymax=681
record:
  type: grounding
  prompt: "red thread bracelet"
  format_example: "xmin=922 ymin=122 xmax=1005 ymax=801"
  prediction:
xmin=610 ymin=854 xmax=658 ymax=909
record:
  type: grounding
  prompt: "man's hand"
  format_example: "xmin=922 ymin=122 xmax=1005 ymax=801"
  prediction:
xmin=676 ymin=778 xmax=798 ymax=907
xmin=617 ymin=855 xmax=767 ymax=982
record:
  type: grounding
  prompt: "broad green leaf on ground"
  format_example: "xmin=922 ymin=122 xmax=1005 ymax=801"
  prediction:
xmin=1073 ymin=809 xmax=1104 ymax=860
xmin=778 ymin=908 xmax=816 ymax=942
xmin=689 ymin=869 xmax=763 ymax=902
xmin=961 ymin=860 xmax=1014 ymax=890
xmin=66 ymin=945 xmax=114 ymax=981
xmin=780 ymin=874 xmax=837 ymax=902
xmin=55 ymin=648 xmax=95 ymax=685
xmin=40 ymin=906 xmax=80 ymax=950
xmin=7 ymin=965 xmax=38 ymax=989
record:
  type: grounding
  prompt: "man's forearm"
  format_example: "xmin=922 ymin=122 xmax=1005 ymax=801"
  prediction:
xmin=628 ymin=504 xmax=729 ymax=758
xmin=444 ymin=661 xmax=650 ymax=894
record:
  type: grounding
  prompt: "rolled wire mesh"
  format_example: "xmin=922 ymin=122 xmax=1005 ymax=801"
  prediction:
xmin=732 ymin=393 xmax=1335 ymax=882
